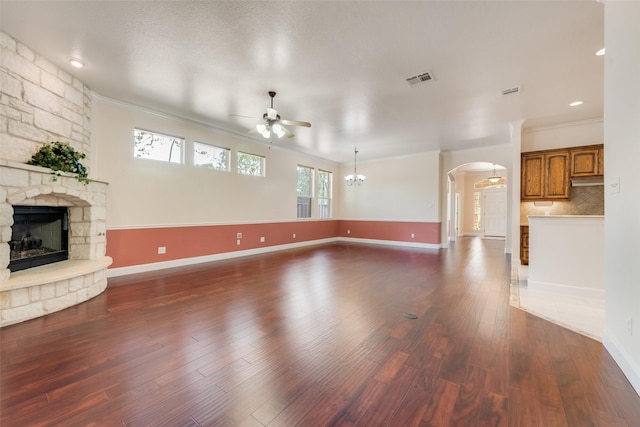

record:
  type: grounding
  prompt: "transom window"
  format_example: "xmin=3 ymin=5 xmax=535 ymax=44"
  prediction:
xmin=237 ymin=152 xmax=265 ymax=176
xmin=194 ymin=142 xmax=230 ymax=171
xmin=317 ymin=170 xmax=332 ymax=218
xmin=134 ymin=128 xmax=183 ymax=164
xmin=297 ymin=165 xmax=313 ymax=218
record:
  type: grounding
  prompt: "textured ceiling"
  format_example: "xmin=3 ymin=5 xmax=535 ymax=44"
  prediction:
xmin=0 ymin=1 xmax=604 ymax=163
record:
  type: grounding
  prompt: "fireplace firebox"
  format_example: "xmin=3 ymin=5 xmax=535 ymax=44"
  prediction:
xmin=9 ymin=206 xmax=69 ymax=272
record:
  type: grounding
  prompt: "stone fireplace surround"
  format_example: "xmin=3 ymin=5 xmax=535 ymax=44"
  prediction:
xmin=0 ymin=160 xmax=111 ymax=327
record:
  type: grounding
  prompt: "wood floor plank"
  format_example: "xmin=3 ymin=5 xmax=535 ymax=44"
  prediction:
xmin=2 ymin=239 xmax=639 ymax=426
xmin=419 ymin=378 xmax=461 ymax=426
xmin=355 ymin=363 xmax=418 ymax=426
xmin=477 ymin=391 xmax=508 ymax=427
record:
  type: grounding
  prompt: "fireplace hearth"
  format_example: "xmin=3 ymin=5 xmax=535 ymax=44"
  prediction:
xmin=9 ymin=206 xmax=69 ymax=272
xmin=1 ymin=160 xmax=111 ymax=327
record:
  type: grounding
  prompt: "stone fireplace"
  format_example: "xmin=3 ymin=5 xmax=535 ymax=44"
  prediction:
xmin=0 ymin=160 xmax=112 ymax=327
xmin=10 ymin=205 xmax=69 ymax=272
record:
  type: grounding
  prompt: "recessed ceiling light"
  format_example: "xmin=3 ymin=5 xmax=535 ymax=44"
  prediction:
xmin=68 ymin=57 xmax=85 ymax=68
xmin=570 ymin=101 xmax=584 ymax=107
xmin=596 ymin=48 xmax=605 ymax=56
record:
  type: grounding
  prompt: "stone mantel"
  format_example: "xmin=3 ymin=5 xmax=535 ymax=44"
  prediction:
xmin=0 ymin=160 xmax=111 ymax=327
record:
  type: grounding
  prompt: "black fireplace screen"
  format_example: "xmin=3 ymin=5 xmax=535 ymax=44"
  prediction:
xmin=9 ymin=206 xmax=69 ymax=272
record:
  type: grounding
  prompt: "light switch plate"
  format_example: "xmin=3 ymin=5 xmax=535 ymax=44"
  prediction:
xmin=609 ymin=176 xmax=621 ymax=194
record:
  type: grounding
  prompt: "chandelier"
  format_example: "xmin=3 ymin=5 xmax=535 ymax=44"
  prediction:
xmin=345 ymin=147 xmax=366 ymax=186
xmin=487 ymin=163 xmax=502 ymax=183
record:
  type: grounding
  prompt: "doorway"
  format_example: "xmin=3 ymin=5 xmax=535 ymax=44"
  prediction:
xmin=447 ymin=162 xmax=508 ymax=241
xmin=483 ymin=189 xmax=507 ymax=237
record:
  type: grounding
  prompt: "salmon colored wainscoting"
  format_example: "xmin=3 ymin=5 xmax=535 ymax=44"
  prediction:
xmin=338 ymin=220 xmax=441 ymax=246
xmin=106 ymin=220 xmax=339 ymax=269
xmin=106 ymin=220 xmax=441 ymax=274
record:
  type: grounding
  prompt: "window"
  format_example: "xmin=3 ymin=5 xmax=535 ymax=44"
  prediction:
xmin=317 ymin=170 xmax=332 ymax=218
xmin=473 ymin=192 xmax=481 ymax=231
xmin=237 ymin=152 xmax=265 ymax=176
xmin=134 ymin=129 xmax=183 ymax=163
xmin=194 ymin=142 xmax=230 ymax=171
xmin=297 ymin=165 xmax=313 ymax=218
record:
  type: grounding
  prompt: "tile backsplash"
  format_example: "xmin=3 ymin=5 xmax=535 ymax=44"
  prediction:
xmin=520 ymin=185 xmax=604 ymax=224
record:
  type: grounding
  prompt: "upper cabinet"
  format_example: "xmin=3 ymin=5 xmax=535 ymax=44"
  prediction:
xmin=521 ymin=144 xmax=604 ymax=201
xmin=521 ymin=149 xmax=570 ymax=201
xmin=570 ymin=144 xmax=604 ymax=178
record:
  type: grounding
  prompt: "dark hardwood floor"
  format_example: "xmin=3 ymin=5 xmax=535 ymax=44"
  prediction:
xmin=2 ymin=238 xmax=639 ymax=426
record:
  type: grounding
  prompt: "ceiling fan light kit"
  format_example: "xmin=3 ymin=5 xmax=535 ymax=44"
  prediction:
xmin=345 ymin=147 xmax=366 ymax=186
xmin=247 ymin=91 xmax=311 ymax=140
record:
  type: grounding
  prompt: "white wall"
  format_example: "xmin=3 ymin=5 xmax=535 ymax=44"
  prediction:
xmin=92 ymin=97 xmax=340 ymax=228
xmin=603 ymin=1 xmax=640 ymax=395
xmin=338 ymin=151 xmax=440 ymax=222
xmin=522 ymin=118 xmax=603 ymax=152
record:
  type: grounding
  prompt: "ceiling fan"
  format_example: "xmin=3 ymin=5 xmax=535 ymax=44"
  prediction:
xmin=232 ymin=91 xmax=311 ymax=139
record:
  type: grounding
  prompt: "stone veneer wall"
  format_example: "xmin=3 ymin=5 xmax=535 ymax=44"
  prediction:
xmin=0 ymin=31 xmax=92 ymax=164
xmin=0 ymin=31 xmax=110 ymax=327
xmin=0 ymin=161 xmax=110 ymax=326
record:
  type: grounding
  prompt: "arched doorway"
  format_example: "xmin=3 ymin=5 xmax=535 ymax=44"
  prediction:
xmin=447 ymin=162 xmax=508 ymax=242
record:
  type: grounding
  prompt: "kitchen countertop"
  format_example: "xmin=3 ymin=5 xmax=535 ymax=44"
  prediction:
xmin=528 ymin=215 xmax=604 ymax=218
xmin=522 ymin=215 xmax=604 ymax=226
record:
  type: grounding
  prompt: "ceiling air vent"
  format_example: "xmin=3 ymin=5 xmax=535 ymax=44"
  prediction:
xmin=500 ymin=86 xmax=521 ymax=96
xmin=406 ymin=71 xmax=434 ymax=87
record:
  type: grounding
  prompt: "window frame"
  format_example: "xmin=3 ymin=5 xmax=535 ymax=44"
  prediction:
xmin=297 ymin=165 xmax=314 ymax=219
xmin=237 ymin=151 xmax=266 ymax=177
xmin=473 ymin=191 xmax=482 ymax=232
xmin=193 ymin=141 xmax=230 ymax=172
xmin=133 ymin=128 xmax=184 ymax=164
xmin=317 ymin=169 xmax=332 ymax=219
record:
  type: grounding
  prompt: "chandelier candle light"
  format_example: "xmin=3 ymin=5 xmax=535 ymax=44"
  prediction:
xmin=345 ymin=147 xmax=366 ymax=186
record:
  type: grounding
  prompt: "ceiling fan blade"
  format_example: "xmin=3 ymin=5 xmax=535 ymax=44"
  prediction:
xmin=282 ymin=126 xmax=295 ymax=138
xmin=281 ymin=119 xmax=311 ymax=128
xmin=266 ymin=108 xmax=278 ymax=120
xmin=230 ymin=114 xmax=260 ymax=119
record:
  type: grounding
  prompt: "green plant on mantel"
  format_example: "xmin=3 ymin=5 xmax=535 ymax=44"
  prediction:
xmin=27 ymin=141 xmax=90 ymax=184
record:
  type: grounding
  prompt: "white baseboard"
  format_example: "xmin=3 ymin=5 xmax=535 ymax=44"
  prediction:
xmin=527 ymin=279 xmax=605 ymax=300
xmin=337 ymin=237 xmax=444 ymax=250
xmin=107 ymin=237 xmax=445 ymax=278
xmin=107 ymin=238 xmax=337 ymax=278
xmin=603 ymin=334 xmax=640 ymax=397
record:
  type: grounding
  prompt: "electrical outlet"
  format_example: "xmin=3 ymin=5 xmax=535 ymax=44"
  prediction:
xmin=411 ymin=233 xmax=415 ymax=238
xmin=347 ymin=229 xmax=351 ymax=235
xmin=237 ymin=239 xmax=240 ymax=245
xmin=158 ymin=246 xmax=166 ymax=254
xmin=627 ymin=318 xmax=634 ymax=336
xmin=237 ymin=232 xmax=242 ymax=239
xmin=260 ymin=236 xmax=265 ymax=243
xmin=293 ymin=233 xmax=296 ymax=239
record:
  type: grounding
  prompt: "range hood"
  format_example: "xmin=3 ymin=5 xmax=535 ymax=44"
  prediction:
xmin=571 ymin=177 xmax=604 ymax=187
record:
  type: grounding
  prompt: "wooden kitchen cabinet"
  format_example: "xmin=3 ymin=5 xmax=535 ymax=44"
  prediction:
xmin=570 ymin=144 xmax=604 ymax=178
xmin=520 ymin=225 xmax=529 ymax=265
xmin=521 ymin=149 xmax=570 ymax=201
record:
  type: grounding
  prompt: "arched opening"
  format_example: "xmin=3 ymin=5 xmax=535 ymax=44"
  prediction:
xmin=447 ymin=162 xmax=508 ymax=243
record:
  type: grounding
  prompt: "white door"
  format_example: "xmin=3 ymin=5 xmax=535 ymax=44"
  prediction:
xmin=483 ymin=190 xmax=507 ymax=237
